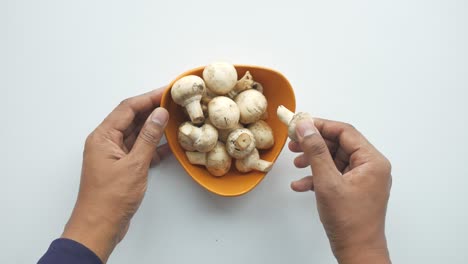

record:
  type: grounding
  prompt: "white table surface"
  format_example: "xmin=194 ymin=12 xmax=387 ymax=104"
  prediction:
xmin=2 ymin=0 xmax=467 ymax=263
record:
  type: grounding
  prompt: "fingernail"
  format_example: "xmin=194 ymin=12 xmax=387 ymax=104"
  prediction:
xmin=151 ymin=107 xmax=169 ymax=127
xmin=296 ymin=119 xmax=317 ymax=138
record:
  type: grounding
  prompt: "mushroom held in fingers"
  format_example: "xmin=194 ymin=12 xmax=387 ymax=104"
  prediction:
xmin=235 ymin=148 xmax=273 ymax=173
xmin=171 ymin=75 xmax=206 ymax=124
xmin=277 ymin=105 xmax=313 ymax=141
xmin=186 ymin=142 xmax=232 ymax=176
xmin=178 ymin=122 xmax=218 ymax=153
xmin=247 ymin=120 xmax=274 ymax=150
xmin=235 ymin=89 xmax=268 ymax=124
xmin=208 ymin=96 xmax=240 ymax=130
xmin=203 ymin=62 xmax=238 ymax=95
xmin=226 ymin=128 xmax=256 ymax=159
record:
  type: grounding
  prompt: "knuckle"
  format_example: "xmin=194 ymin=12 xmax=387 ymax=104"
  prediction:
xmin=103 ymin=128 xmax=123 ymax=142
xmin=342 ymin=122 xmax=356 ymax=131
xmin=84 ymin=132 xmax=98 ymax=148
xmin=85 ymin=133 xmax=94 ymax=147
xmin=119 ymin=98 xmax=133 ymax=107
xmin=383 ymin=157 xmax=392 ymax=173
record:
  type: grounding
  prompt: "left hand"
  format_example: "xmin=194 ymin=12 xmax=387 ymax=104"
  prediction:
xmin=62 ymin=87 xmax=170 ymax=263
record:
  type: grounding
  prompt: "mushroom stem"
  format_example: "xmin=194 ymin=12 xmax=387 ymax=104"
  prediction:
xmin=185 ymin=100 xmax=204 ymax=124
xmin=277 ymin=105 xmax=294 ymax=126
xmin=234 ymin=133 xmax=252 ymax=150
xmin=228 ymin=71 xmax=254 ymax=98
xmin=226 ymin=128 xmax=256 ymax=159
xmin=254 ymin=159 xmax=273 ymax=172
xmin=235 ymin=149 xmax=273 ymax=173
xmin=186 ymin=142 xmax=232 ymax=176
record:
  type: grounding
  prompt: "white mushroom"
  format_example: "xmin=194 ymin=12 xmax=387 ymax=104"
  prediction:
xmin=182 ymin=104 xmax=208 ymax=119
xmin=178 ymin=122 xmax=218 ymax=152
xmin=247 ymin=120 xmax=274 ymax=150
xmin=235 ymin=148 xmax=273 ymax=173
xmin=235 ymin=89 xmax=267 ymax=124
xmin=201 ymin=87 xmax=217 ymax=105
xmin=227 ymin=71 xmax=254 ymax=98
xmin=203 ymin=62 xmax=238 ymax=95
xmin=277 ymin=105 xmax=313 ymax=141
xmin=208 ymin=96 xmax=240 ymax=129
xmin=217 ymin=123 xmax=244 ymax=143
xmin=252 ymin=81 xmax=263 ymax=93
xmin=227 ymin=72 xmax=265 ymax=99
xmin=225 ymin=128 xmax=256 ymax=159
xmin=171 ymin=75 xmax=206 ymax=124
xmin=186 ymin=142 xmax=232 ymax=177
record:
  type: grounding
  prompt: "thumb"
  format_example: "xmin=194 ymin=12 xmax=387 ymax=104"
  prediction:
xmin=295 ymin=119 xmax=340 ymax=183
xmin=130 ymin=107 xmax=169 ymax=166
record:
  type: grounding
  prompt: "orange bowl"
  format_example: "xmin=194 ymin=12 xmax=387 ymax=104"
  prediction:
xmin=161 ymin=65 xmax=296 ymax=197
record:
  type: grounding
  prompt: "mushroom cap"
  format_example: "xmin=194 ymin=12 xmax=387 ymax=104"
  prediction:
xmin=235 ymin=89 xmax=267 ymax=124
xmin=203 ymin=62 xmax=238 ymax=95
xmin=178 ymin=122 xmax=197 ymax=151
xmin=206 ymin=142 xmax=232 ymax=176
xmin=208 ymin=96 xmax=240 ymax=130
xmin=226 ymin=128 xmax=256 ymax=159
xmin=171 ymin=75 xmax=206 ymax=106
xmin=288 ymin=112 xmax=313 ymax=141
xmin=247 ymin=120 xmax=274 ymax=150
xmin=193 ymin=124 xmax=218 ymax=153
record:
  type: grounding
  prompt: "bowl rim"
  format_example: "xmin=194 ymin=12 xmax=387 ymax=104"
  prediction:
xmin=161 ymin=64 xmax=296 ymax=197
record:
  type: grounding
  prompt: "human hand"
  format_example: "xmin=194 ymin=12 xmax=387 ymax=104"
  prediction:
xmin=289 ymin=118 xmax=392 ymax=264
xmin=62 ymin=88 xmax=170 ymax=263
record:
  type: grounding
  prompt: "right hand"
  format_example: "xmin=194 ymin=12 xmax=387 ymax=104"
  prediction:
xmin=289 ymin=118 xmax=392 ymax=264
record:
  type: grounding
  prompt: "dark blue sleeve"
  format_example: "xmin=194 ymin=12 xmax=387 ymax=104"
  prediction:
xmin=38 ymin=238 xmax=102 ymax=264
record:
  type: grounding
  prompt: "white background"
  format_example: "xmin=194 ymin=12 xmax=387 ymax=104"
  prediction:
xmin=2 ymin=0 xmax=467 ymax=263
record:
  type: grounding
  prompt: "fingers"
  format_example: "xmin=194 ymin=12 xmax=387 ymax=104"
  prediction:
xmin=313 ymin=118 xmax=379 ymax=169
xmin=129 ymin=107 xmax=169 ymax=167
xmin=150 ymin=143 xmax=172 ymax=167
xmin=295 ymin=119 xmax=341 ymax=184
xmin=294 ymin=154 xmax=309 ymax=168
xmin=101 ymin=87 xmax=166 ymax=132
xmin=291 ymin=176 xmax=314 ymax=192
xmin=333 ymin=147 xmax=349 ymax=172
xmin=313 ymin=118 xmax=374 ymax=156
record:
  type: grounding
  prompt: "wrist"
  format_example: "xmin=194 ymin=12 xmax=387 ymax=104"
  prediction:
xmin=62 ymin=202 xmax=122 ymax=263
xmin=334 ymin=239 xmax=391 ymax=264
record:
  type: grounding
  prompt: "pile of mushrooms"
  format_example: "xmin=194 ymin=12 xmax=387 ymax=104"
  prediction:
xmin=171 ymin=62 xmax=274 ymax=177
